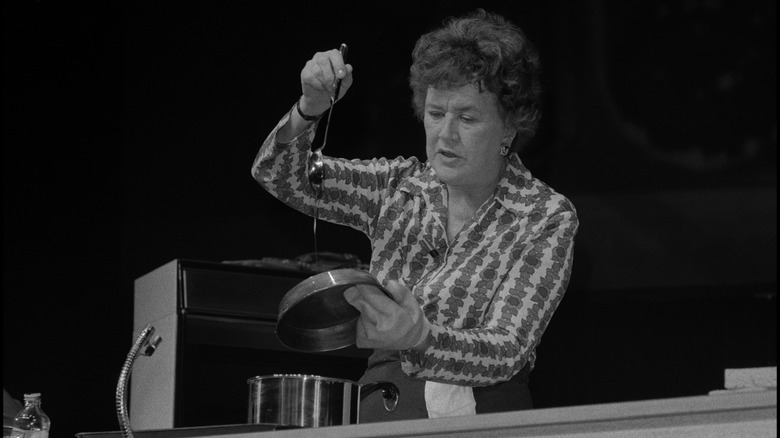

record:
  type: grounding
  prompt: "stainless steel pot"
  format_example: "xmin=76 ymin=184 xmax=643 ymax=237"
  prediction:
xmin=276 ymin=269 xmax=391 ymax=352
xmin=247 ymin=374 xmax=399 ymax=427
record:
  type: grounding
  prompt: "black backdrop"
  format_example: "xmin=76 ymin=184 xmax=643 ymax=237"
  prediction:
xmin=3 ymin=1 xmax=776 ymax=437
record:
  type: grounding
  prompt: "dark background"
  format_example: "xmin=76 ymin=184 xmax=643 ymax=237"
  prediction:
xmin=3 ymin=1 xmax=776 ymax=437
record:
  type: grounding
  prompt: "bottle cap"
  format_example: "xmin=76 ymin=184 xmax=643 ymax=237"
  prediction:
xmin=23 ymin=393 xmax=41 ymax=400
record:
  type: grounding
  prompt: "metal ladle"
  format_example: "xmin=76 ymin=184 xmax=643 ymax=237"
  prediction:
xmin=307 ymin=43 xmax=348 ymax=197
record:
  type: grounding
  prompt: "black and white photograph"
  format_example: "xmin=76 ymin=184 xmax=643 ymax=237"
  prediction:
xmin=3 ymin=1 xmax=776 ymax=437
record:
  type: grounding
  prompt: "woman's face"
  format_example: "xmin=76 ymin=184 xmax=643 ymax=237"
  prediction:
xmin=424 ymin=84 xmax=511 ymax=194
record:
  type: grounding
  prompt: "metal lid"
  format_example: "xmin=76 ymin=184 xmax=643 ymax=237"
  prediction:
xmin=275 ymin=268 xmax=388 ymax=352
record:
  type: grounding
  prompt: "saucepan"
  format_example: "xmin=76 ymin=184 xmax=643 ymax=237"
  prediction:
xmin=275 ymin=268 xmax=391 ymax=352
xmin=247 ymin=374 xmax=398 ymax=427
xmin=258 ymin=269 xmax=399 ymax=427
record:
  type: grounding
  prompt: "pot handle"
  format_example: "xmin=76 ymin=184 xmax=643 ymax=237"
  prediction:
xmin=360 ymin=381 xmax=399 ymax=412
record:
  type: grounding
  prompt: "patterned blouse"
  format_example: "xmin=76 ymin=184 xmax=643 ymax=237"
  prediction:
xmin=252 ymin=106 xmax=579 ymax=387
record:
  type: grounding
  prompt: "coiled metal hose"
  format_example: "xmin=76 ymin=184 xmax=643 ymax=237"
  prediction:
xmin=115 ymin=324 xmax=162 ymax=438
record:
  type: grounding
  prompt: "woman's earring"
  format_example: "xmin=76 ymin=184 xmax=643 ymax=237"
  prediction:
xmin=499 ymin=143 xmax=510 ymax=156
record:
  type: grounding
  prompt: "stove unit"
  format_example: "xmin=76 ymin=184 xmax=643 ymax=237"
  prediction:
xmin=131 ymin=259 xmax=369 ymax=430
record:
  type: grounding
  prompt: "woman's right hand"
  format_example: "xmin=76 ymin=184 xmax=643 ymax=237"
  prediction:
xmin=299 ymin=48 xmax=353 ymax=118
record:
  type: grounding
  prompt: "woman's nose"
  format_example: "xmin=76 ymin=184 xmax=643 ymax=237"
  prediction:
xmin=438 ymin=115 xmax=459 ymax=141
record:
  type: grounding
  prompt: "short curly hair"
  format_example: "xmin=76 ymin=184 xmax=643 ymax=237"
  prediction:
xmin=409 ymin=9 xmax=542 ymax=151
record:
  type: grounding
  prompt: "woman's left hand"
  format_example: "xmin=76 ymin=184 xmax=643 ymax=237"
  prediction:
xmin=344 ymin=280 xmax=431 ymax=351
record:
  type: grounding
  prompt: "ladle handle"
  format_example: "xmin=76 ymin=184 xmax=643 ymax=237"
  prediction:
xmin=333 ymin=43 xmax=348 ymax=102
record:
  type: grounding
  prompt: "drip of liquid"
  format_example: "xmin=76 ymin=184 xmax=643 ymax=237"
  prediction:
xmin=313 ymin=198 xmax=319 ymax=263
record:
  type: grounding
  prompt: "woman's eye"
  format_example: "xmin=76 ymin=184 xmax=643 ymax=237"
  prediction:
xmin=460 ymin=115 xmax=476 ymax=123
xmin=427 ymin=111 xmax=444 ymax=119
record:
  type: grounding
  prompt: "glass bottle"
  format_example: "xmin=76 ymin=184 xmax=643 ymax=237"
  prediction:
xmin=10 ymin=393 xmax=50 ymax=438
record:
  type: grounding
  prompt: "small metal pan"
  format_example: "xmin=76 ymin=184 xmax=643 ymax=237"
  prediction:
xmin=276 ymin=268 xmax=389 ymax=352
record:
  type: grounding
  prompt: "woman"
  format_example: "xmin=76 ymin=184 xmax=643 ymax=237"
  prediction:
xmin=252 ymin=9 xmax=578 ymax=421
